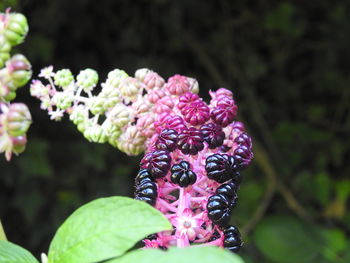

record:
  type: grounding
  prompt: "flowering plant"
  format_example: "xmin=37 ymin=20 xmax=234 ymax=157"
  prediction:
xmin=1 ymin=8 xmax=253 ymax=263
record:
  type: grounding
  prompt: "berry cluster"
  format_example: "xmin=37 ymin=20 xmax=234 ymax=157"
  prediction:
xmin=32 ymin=64 xmax=252 ymax=252
xmin=132 ymin=88 xmax=252 ymax=252
xmin=0 ymin=10 xmax=32 ymax=161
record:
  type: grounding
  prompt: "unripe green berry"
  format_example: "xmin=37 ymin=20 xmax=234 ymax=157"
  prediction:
xmin=54 ymin=69 xmax=74 ymax=88
xmin=52 ymin=92 xmax=73 ymax=110
xmin=69 ymin=105 xmax=88 ymax=125
xmin=5 ymin=13 xmax=28 ymax=46
xmin=105 ymin=69 xmax=128 ymax=88
xmin=88 ymin=97 xmax=105 ymax=115
xmin=83 ymin=125 xmax=107 ymax=143
xmin=6 ymin=103 xmax=32 ymax=137
xmin=76 ymin=68 xmax=98 ymax=92
xmin=7 ymin=54 xmax=32 ymax=88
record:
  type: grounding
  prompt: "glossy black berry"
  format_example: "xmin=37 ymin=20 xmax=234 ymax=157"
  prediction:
xmin=207 ymin=194 xmax=232 ymax=227
xmin=135 ymin=180 xmax=157 ymax=206
xmin=156 ymin=129 xmax=178 ymax=152
xmin=170 ymin=161 xmax=197 ymax=187
xmin=223 ymin=225 xmax=242 ymax=253
xmin=216 ymin=182 xmax=238 ymax=206
xmin=200 ymin=123 xmax=225 ymax=149
xmin=141 ymin=150 xmax=172 ymax=178
xmin=205 ymin=154 xmax=240 ymax=183
xmin=135 ymin=169 xmax=153 ymax=185
xmin=177 ymin=127 xmax=204 ymax=155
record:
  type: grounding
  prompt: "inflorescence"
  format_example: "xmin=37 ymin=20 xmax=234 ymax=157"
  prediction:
xmin=32 ymin=66 xmax=253 ymax=253
xmin=0 ymin=9 xmax=32 ymax=160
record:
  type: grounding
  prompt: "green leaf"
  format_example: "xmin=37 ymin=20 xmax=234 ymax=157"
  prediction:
xmin=48 ymin=196 xmax=172 ymax=263
xmin=106 ymin=246 xmax=244 ymax=263
xmin=0 ymin=241 xmax=38 ymax=263
xmin=254 ymin=216 xmax=324 ymax=263
xmin=0 ymin=221 xmax=6 ymax=241
xmin=322 ymin=228 xmax=347 ymax=261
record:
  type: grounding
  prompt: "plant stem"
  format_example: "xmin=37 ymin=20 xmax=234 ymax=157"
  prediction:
xmin=0 ymin=220 xmax=7 ymax=241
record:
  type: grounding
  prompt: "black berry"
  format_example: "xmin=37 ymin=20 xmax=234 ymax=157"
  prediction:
xmin=156 ymin=129 xmax=178 ymax=152
xmin=135 ymin=180 xmax=157 ymax=206
xmin=177 ymin=127 xmax=204 ymax=155
xmin=200 ymin=123 xmax=225 ymax=149
xmin=135 ymin=169 xmax=153 ymax=185
xmin=207 ymin=194 xmax=232 ymax=227
xmin=170 ymin=161 xmax=197 ymax=187
xmin=205 ymin=154 xmax=240 ymax=183
xmin=216 ymin=182 xmax=238 ymax=207
xmin=141 ymin=150 xmax=172 ymax=178
xmin=223 ymin=225 xmax=242 ymax=253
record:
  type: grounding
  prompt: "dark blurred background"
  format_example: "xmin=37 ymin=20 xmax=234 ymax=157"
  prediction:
xmin=1 ymin=0 xmax=349 ymax=262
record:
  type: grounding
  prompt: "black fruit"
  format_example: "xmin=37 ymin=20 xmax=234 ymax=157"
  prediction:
xmin=205 ymin=154 xmax=240 ymax=183
xmin=170 ymin=161 xmax=197 ymax=187
xmin=223 ymin=225 xmax=242 ymax=253
xmin=207 ymin=194 xmax=232 ymax=227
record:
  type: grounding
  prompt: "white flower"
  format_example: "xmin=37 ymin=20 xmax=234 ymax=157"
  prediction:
xmin=48 ymin=109 xmax=65 ymax=121
xmin=39 ymin=66 xmax=55 ymax=79
xmin=30 ymin=80 xmax=49 ymax=98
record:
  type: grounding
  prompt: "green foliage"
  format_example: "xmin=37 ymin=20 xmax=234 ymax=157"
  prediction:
xmin=254 ymin=216 xmax=324 ymax=263
xmin=0 ymin=0 xmax=18 ymax=11
xmin=0 ymin=241 xmax=38 ymax=263
xmin=48 ymin=197 xmax=172 ymax=263
xmin=107 ymin=246 xmax=244 ymax=263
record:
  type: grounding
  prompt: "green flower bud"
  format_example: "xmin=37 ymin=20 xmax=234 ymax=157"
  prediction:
xmin=105 ymin=69 xmax=128 ymax=88
xmin=102 ymin=120 xmax=121 ymax=147
xmin=5 ymin=13 xmax=28 ymax=46
xmin=98 ymin=90 xmax=120 ymax=109
xmin=88 ymin=97 xmax=105 ymax=115
xmin=52 ymin=91 xmax=73 ymax=110
xmin=54 ymin=69 xmax=74 ymax=88
xmin=69 ymin=105 xmax=88 ymax=125
xmin=76 ymin=68 xmax=98 ymax=93
xmin=109 ymin=104 xmax=133 ymax=128
xmin=83 ymin=124 xmax=107 ymax=143
xmin=6 ymin=103 xmax=32 ymax=137
xmin=108 ymin=128 xmax=122 ymax=147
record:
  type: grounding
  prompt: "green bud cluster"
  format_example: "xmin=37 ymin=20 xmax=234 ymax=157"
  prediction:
xmin=77 ymin=68 xmax=98 ymax=92
xmin=0 ymin=11 xmax=32 ymax=161
xmin=54 ymin=69 xmax=74 ymax=88
xmin=0 ymin=11 xmax=28 ymax=68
